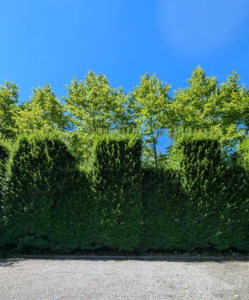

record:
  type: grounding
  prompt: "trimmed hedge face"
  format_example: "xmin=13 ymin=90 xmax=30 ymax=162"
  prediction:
xmin=0 ymin=134 xmax=248 ymax=255
xmin=140 ymin=167 xmax=188 ymax=251
xmin=177 ymin=139 xmax=249 ymax=252
xmin=0 ymin=143 xmax=10 ymax=200
xmin=90 ymin=137 xmax=143 ymax=251
xmin=2 ymin=136 xmax=92 ymax=254
xmin=0 ymin=142 xmax=10 ymax=248
xmin=0 ymin=141 xmax=9 ymax=184
xmin=217 ymin=164 xmax=249 ymax=251
xmin=180 ymin=139 xmax=221 ymax=181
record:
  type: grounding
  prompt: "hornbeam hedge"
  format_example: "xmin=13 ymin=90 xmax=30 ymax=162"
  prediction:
xmin=0 ymin=132 xmax=248 ymax=256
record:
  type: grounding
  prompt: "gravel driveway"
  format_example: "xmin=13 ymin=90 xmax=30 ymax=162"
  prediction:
xmin=0 ymin=257 xmax=249 ymax=299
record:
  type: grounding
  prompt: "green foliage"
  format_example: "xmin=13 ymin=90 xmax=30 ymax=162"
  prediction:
xmin=0 ymin=81 xmax=19 ymax=140
xmin=1 ymin=67 xmax=249 ymax=255
xmin=140 ymin=167 xmax=188 ymax=251
xmin=62 ymin=72 xmax=130 ymax=168
xmin=180 ymin=139 xmax=221 ymax=181
xmin=218 ymin=72 xmax=249 ymax=134
xmin=0 ymin=141 xmax=11 ymax=248
xmin=89 ymin=131 xmax=143 ymax=251
xmin=0 ymin=142 xmax=10 ymax=195
xmin=237 ymin=136 xmax=249 ymax=170
xmin=167 ymin=67 xmax=219 ymax=137
xmin=0 ymin=132 xmax=248 ymax=255
xmin=178 ymin=138 xmax=224 ymax=248
xmin=167 ymin=67 xmax=247 ymax=149
xmin=1 ymin=67 xmax=248 ymax=173
xmin=129 ymin=73 xmax=171 ymax=169
xmin=218 ymin=163 xmax=249 ymax=251
xmin=1 ymin=132 xmax=92 ymax=254
xmin=15 ymin=83 xmax=69 ymax=136
xmin=174 ymin=135 xmax=249 ymax=252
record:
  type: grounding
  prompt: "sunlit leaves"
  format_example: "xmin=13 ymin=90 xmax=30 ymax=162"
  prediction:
xmin=1 ymin=67 xmax=249 ymax=172
xmin=130 ymin=73 xmax=171 ymax=168
xmin=15 ymin=83 xmax=69 ymax=135
xmin=165 ymin=67 xmax=249 ymax=170
xmin=0 ymin=81 xmax=19 ymax=140
xmin=63 ymin=71 xmax=129 ymax=166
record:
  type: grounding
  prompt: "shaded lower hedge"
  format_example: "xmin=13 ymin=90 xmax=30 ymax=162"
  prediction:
xmin=214 ymin=164 xmax=249 ymax=251
xmin=140 ymin=167 xmax=189 ymax=252
xmin=172 ymin=138 xmax=249 ymax=253
xmin=0 ymin=134 xmax=249 ymax=256
xmin=0 ymin=141 xmax=10 ymax=248
xmin=0 ymin=134 xmax=93 ymax=254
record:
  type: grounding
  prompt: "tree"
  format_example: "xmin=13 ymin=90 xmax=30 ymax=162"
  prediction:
xmin=129 ymin=73 xmax=171 ymax=169
xmin=63 ymin=71 xmax=130 ymax=167
xmin=15 ymin=83 xmax=69 ymax=135
xmin=217 ymin=71 xmax=249 ymax=136
xmin=169 ymin=67 xmax=248 ymax=141
xmin=167 ymin=67 xmax=219 ymax=138
xmin=0 ymin=81 xmax=19 ymax=141
xmin=166 ymin=67 xmax=249 ymax=167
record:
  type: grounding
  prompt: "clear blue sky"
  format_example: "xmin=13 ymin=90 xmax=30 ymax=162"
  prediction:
xmin=1 ymin=0 xmax=249 ymax=154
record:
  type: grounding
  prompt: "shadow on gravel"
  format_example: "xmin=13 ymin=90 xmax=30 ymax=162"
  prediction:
xmin=0 ymin=255 xmax=248 ymax=267
xmin=1 ymin=245 xmax=248 ymax=266
xmin=0 ymin=258 xmax=26 ymax=267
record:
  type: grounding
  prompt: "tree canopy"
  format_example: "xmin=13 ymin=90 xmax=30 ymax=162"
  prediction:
xmin=15 ymin=83 xmax=69 ymax=135
xmin=0 ymin=81 xmax=19 ymax=140
xmin=1 ymin=67 xmax=248 ymax=170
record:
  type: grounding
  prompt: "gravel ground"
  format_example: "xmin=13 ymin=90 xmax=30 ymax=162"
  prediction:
xmin=0 ymin=257 xmax=249 ymax=299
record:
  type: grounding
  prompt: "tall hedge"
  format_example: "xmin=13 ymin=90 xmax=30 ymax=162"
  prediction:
xmin=0 ymin=141 xmax=10 ymax=249
xmin=90 ymin=132 xmax=143 ymax=251
xmin=0 ymin=131 xmax=248 ymax=256
xmin=140 ymin=167 xmax=188 ymax=252
xmin=2 ymin=133 xmax=92 ymax=254
xmin=177 ymin=139 xmax=225 ymax=249
xmin=215 ymin=138 xmax=249 ymax=251
xmin=178 ymin=138 xmax=249 ymax=252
